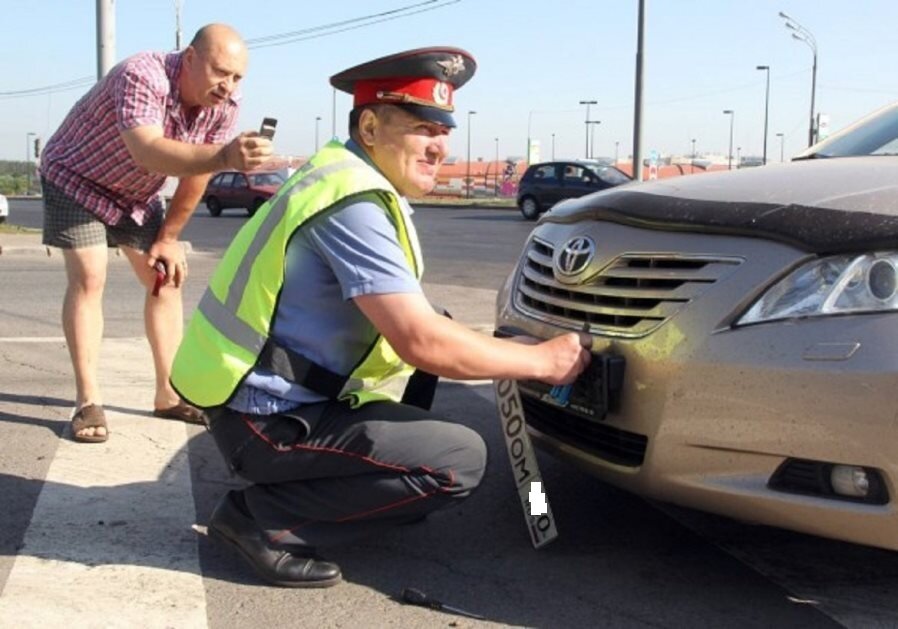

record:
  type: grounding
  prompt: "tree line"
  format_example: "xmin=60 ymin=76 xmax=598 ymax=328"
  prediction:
xmin=0 ymin=161 xmax=39 ymax=195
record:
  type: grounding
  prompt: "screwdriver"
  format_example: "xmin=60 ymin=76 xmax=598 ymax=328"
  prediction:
xmin=402 ymin=587 xmax=485 ymax=620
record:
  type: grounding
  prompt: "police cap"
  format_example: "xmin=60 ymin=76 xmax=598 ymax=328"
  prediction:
xmin=330 ymin=46 xmax=476 ymax=128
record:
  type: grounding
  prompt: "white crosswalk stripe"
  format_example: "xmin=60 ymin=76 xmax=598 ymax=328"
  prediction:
xmin=0 ymin=339 xmax=207 ymax=628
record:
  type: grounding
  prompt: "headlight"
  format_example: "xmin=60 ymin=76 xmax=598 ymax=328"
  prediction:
xmin=738 ymin=252 xmax=898 ymax=325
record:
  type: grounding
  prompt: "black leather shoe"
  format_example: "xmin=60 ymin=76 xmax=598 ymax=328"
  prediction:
xmin=209 ymin=491 xmax=341 ymax=588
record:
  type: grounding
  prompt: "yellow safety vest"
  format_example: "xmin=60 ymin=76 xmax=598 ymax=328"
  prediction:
xmin=171 ymin=140 xmax=424 ymax=408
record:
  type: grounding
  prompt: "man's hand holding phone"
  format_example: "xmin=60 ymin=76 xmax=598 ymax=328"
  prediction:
xmin=222 ymin=117 xmax=277 ymax=171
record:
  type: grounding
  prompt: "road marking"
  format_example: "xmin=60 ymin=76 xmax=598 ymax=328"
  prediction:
xmin=0 ymin=339 xmax=207 ymax=628
xmin=0 ymin=337 xmax=68 ymax=343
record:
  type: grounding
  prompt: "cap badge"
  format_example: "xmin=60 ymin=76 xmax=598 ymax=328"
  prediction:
xmin=436 ymin=55 xmax=465 ymax=77
xmin=432 ymin=81 xmax=450 ymax=106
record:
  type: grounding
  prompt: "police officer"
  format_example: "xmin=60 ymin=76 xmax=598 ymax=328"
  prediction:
xmin=171 ymin=47 xmax=590 ymax=588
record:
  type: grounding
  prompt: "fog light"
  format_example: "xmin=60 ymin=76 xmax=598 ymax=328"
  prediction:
xmin=830 ymin=465 xmax=870 ymax=498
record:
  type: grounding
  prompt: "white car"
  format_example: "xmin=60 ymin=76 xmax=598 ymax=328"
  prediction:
xmin=0 ymin=193 xmax=8 ymax=223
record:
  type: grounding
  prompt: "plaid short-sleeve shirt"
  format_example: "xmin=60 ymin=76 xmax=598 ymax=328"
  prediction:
xmin=40 ymin=51 xmax=240 ymax=226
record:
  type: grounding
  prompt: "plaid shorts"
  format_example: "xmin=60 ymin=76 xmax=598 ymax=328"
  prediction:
xmin=41 ymin=177 xmax=162 ymax=251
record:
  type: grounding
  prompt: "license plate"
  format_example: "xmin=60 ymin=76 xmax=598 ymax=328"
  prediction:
xmin=494 ymin=379 xmax=558 ymax=549
xmin=517 ymin=354 xmax=625 ymax=421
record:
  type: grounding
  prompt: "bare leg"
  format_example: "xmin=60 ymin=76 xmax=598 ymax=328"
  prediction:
xmin=120 ymin=246 xmax=184 ymax=410
xmin=61 ymin=245 xmax=109 ymax=440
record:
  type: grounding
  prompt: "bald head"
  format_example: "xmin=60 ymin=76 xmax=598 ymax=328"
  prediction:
xmin=189 ymin=24 xmax=245 ymax=57
xmin=180 ymin=24 xmax=248 ymax=109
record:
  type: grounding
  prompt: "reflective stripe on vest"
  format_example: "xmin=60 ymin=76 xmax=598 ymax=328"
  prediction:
xmin=171 ymin=141 xmax=423 ymax=408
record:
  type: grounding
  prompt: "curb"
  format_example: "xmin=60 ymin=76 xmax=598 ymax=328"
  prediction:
xmin=0 ymin=241 xmax=195 ymax=257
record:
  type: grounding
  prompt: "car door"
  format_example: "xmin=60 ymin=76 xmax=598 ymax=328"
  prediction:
xmin=560 ymin=163 xmax=599 ymax=201
xmin=211 ymin=172 xmax=234 ymax=207
xmin=231 ymin=173 xmax=251 ymax=209
xmin=528 ymin=163 xmax=561 ymax=208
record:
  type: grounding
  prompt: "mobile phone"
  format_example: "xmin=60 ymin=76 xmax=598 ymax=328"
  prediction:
xmin=259 ymin=117 xmax=278 ymax=139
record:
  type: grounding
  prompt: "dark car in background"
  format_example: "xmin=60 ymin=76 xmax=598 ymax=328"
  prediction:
xmin=516 ymin=160 xmax=631 ymax=220
xmin=495 ymin=101 xmax=898 ymax=551
xmin=204 ymin=170 xmax=285 ymax=217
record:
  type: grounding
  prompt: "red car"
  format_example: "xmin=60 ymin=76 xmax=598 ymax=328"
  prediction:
xmin=204 ymin=170 xmax=285 ymax=217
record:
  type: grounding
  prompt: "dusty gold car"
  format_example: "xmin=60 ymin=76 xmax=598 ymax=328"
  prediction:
xmin=496 ymin=102 xmax=898 ymax=550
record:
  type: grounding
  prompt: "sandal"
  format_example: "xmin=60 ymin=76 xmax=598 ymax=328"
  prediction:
xmin=71 ymin=404 xmax=108 ymax=443
xmin=153 ymin=400 xmax=205 ymax=425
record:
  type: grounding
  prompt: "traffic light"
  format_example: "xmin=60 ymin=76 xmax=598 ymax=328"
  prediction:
xmin=33 ymin=137 xmax=40 ymax=159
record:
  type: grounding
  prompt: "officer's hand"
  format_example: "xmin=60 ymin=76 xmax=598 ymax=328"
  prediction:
xmin=535 ymin=332 xmax=592 ymax=385
xmin=222 ymin=132 xmax=274 ymax=171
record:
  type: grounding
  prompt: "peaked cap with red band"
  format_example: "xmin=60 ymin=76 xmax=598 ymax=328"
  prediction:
xmin=330 ymin=46 xmax=476 ymax=128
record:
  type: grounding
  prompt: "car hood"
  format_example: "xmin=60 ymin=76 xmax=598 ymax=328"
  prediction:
xmin=544 ymin=156 xmax=898 ymax=253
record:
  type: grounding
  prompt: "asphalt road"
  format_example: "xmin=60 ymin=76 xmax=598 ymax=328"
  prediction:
xmin=1 ymin=198 xmax=897 ymax=628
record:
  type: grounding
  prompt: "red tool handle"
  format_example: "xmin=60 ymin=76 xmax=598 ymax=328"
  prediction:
xmin=152 ymin=261 xmax=166 ymax=297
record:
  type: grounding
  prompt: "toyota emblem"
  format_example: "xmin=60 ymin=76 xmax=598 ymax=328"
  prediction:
xmin=555 ymin=236 xmax=596 ymax=277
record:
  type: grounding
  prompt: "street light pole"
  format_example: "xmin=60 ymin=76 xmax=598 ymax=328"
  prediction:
xmin=615 ymin=141 xmax=620 ymax=164
xmin=737 ymin=146 xmax=742 ymax=167
xmin=776 ymin=132 xmax=785 ymax=162
xmin=466 ymin=110 xmax=476 ymax=199
xmin=756 ymin=65 xmax=770 ymax=164
xmin=25 ymin=131 xmax=36 ymax=194
xmin=587 ymin=120 xmax=601 ymax=159
xmin=723 ymin=110 xmax=735 ymax=170
xmin=315 ymin=116 xmax=321 ymax=152
xmin=579 ymin=99 xmax=597 ymax=159
xmin=332 ymin=87 xmax=337 ymax=140
xmin=780 ymin=12 xmax=818 ymax=147
xmin=551 ymin=133 xmax=555 ymax=160
xmin=691 ymin=138 xmax=696 ymax=159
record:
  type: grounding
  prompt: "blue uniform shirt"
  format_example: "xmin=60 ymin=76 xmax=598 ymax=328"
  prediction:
xmin=228 ymin=139 xmax=422 ymax=414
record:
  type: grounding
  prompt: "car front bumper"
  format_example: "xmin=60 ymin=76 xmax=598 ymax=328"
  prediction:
xmin=496 ymin=220 xmax=898 ymax=550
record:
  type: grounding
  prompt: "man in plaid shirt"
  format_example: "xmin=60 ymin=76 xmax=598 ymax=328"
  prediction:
xmin=40 ymin=23 xmax=273 ymax=443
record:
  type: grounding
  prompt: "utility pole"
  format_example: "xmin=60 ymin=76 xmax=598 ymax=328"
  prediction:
xmin=96 ymin=0 xmax=116 ymax=79
xmin=175 ymin=0 xmax=183 ymax=50
xmin=632 ymin=0 xmax=646 ymax=181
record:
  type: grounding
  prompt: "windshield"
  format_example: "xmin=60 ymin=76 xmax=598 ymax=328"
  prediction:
xmin=590 ymin=165 xmax=632 ymax=185
xmin=249 ymin=172 xmax=285 ymax=187
xmin=795 ymin=102 xmax=898 ymax=159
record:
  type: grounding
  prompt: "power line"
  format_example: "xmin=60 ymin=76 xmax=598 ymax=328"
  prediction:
xmin=246 ymin=0 xmax=451 ymax=45
xmin=0 ymin=76 xmax=94 ymax=100
xmin=247 ymin=0 xmax=460 ymax=50
xmin=1 ymin=0 xmax=460 ymax=99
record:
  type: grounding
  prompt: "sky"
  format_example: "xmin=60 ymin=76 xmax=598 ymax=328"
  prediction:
xmin=2 ymin=0 xmax=898 ymax=165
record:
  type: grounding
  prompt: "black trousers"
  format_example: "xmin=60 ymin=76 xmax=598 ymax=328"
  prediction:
xmin=206 ymin=399 xmax=488 ymax=549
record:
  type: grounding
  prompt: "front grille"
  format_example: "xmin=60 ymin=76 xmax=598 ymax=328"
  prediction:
xmin=515 ymin=238 xmax=742 ymax=337
xmin=522 ymin=395 xmax=647 ymax=467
